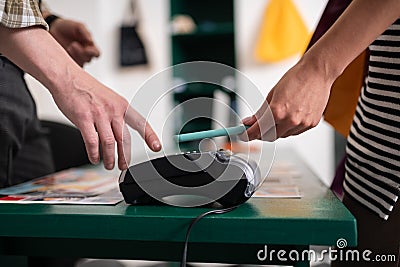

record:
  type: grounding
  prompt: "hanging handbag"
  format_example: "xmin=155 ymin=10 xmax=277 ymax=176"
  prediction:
xmin=119 ymin=0 xmax=148 ymax=67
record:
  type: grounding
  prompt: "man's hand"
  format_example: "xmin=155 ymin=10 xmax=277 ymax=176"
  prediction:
xmin=0 ymin=25 xmax=161 ymax=171
xmin=49 ymin=18 xmax=100 ymax=67
xmin=50 ymin=73 xmax=162 ymax=170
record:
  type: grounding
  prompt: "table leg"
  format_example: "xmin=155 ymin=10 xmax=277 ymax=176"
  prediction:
xmin=294 ymin=260 xmax=310 ymax=267
xmin=0 ymin=255 xmax=28 ymax=267
xmin=294 ymin=245 xmax=310 ymax=267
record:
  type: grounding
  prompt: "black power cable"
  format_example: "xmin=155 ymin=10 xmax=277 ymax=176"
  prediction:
xmin=180 ymin=206 xmax=238 ymax=267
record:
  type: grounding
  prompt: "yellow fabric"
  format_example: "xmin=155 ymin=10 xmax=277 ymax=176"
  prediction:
xmin=324 ymin=51 xmax=366 ymax=137
xmin=255 ymin=0 xmax=311 ymax=62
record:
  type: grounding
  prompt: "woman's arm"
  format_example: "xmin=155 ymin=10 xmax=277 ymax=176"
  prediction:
xmin=244 ymin=0 xmax=400 ymax=140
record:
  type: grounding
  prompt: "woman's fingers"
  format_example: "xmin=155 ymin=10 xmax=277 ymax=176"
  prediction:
xmin=241 ymin=102 xmax=277 ymax=141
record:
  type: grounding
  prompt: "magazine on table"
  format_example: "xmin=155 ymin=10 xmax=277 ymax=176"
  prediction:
xmin=0 ymin=166 xmax=123 ymax=205
xmin=253 ymin=161 xmax=302 ymax=199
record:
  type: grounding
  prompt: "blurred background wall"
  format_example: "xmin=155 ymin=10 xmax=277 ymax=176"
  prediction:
xmin=26 ymin=0 xmax=333 ymax=185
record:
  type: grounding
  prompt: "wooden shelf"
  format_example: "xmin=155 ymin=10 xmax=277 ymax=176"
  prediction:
xmin=171 ymin=22 xmax=234 ymax=37
xmin=170 ymin=0 xmax=237 ymax=149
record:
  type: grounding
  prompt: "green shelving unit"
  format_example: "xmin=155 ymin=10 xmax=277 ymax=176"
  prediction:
xmin=170 ymin=0 xmax=237 ymax=150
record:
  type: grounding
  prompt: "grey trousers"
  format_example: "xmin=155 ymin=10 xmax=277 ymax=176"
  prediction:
xmin=0 ymin=57 xmax=80 ymax=267
xmin=0 ymin=56 xmax=54 ymax=187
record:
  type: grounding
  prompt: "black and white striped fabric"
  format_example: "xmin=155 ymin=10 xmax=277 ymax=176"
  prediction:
xmin=344 ymin=19 xmax=400 ymax=220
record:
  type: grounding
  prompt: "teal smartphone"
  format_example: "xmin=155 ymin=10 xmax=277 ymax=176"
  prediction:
xmin=175 ymin=125 xmax=250 ymax=142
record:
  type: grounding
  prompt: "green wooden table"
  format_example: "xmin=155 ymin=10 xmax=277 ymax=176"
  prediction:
xmin=0 ymin=149 xmax=356 ymax=266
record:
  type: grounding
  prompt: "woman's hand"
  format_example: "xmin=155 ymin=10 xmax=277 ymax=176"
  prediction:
xmin=242 ymin=57 xmax=335 ymax=141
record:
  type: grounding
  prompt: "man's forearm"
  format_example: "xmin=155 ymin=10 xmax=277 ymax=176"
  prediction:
xmin=0 ymin=23 xmax=162 ymax=170
xmin=303 ymin=0 xmax=400 ymax=83
xmin=0 ymin=25 xmax=93 ymax=96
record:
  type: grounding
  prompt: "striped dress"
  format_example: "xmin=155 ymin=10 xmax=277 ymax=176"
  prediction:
xmin=344 ymin=19 xmax=400 ymax=220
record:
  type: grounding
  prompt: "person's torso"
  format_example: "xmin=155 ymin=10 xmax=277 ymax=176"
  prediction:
xmin=345 ymin=18 xmax=400 ymax=220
